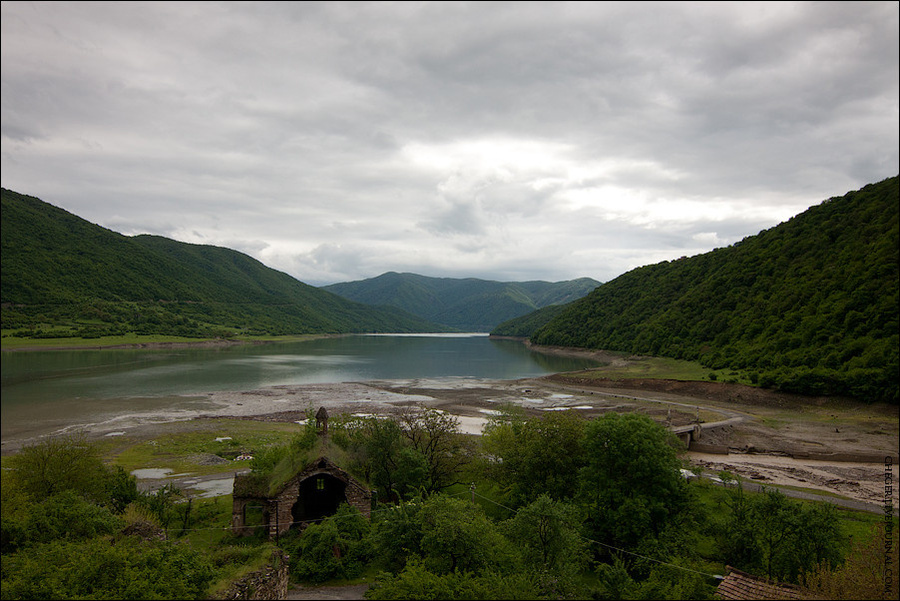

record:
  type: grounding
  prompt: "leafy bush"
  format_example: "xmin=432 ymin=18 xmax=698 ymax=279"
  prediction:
xmin=283 ymin=503 xmax=372 ymax=583
xmin=365 ymin=559 xmax=543 ymax=600
xmin=0 ymin=536 xmax=215 ymax=600
xmin=0 ymin=490 xmax=122 ymax=553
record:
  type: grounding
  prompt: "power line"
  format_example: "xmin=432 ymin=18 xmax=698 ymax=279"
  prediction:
xmin=159 ymin=488 xmax=723 ymax=581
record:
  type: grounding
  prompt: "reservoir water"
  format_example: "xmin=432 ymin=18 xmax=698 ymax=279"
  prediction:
xmin=1 ymin=333 xmax=599 ymax=443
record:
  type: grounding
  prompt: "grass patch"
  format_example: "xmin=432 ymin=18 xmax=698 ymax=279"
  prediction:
xmin=834 ymin=505 xmax=896 ymax=541
xmin=108 ymin=419 xmax=302 ymax=474
xmin=689 ymin=476 xmax=894 ymax=534
xmin=559 ymin=356 xmax=757 ymax=385
xmin=167 ymin=494 xmax=281 ymax=598
xmin=0 ymin=332 xmax=213 ymax=350
xmin=0 ymin=332 xmax=331 ymax=351
xmin=759 ymin=482 xmax=855 ymax=500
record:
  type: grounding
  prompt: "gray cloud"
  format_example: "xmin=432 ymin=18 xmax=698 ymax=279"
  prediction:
xmin=2 ymin=1 xmax=897 ymax=286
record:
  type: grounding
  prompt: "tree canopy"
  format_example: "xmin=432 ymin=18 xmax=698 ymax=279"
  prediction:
xmin=497 ymin=176 xmax=899 ymax=403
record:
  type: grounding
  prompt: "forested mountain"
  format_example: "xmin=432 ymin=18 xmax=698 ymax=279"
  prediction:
xmin=494 ymin=176 xmax=899 ymax=403
xmin=0 ymin=189 xmax=449 ymax=338
xmin=322 ymin=272 xmax=600 ymax=331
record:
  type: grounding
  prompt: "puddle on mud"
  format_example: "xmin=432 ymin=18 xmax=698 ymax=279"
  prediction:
xmin=131 ymin=468 xmax=174 ymax=479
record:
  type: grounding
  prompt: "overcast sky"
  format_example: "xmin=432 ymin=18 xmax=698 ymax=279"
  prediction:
xmin=2 ymin=1 xmax=897 ymax=286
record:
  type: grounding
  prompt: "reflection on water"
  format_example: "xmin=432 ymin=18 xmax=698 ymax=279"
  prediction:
xmin=1 ymin=334 xmax=599 ymax=443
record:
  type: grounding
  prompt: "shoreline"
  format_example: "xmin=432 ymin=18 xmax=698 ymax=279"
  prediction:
xmin=4 ymin=333 xmax=607 ymax=356
xmin=0 ymin=333 xmax=344 ymax=353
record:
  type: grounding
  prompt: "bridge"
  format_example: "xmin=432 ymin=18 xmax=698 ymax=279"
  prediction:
xmin=670 ymin=416 xmax=744 ymax=448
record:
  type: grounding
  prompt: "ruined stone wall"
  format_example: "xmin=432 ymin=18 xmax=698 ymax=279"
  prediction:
xmin=215 ymin=551 xmax=290 ymax=601
xmin=344 ymin=480 xmax=372 ymax=519
xmin=272 ymin=486 xmax=297 ymax=537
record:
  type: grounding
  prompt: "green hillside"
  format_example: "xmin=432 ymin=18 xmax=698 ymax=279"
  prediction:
xmin=491 ymin=304 xmax=570 ymax=338
xmin=496 ymin=176 xmax=899 ymax=403
xmin=0 ymin=188 xmax=449 ymax=339
xmin=323 ymin=272 xmax=600 ymax=331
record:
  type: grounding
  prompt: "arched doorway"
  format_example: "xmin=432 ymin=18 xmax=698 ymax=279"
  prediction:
xmin=291 ymin=472 xmax=348 ymax=526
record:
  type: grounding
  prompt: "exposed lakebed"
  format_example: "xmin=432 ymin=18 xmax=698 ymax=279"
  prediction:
xmin=0 ymin=334 xmax=600 ymax=445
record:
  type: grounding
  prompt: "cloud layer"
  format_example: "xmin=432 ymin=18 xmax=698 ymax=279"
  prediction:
xmin=2 ymin=1 xmax=897 ymax=285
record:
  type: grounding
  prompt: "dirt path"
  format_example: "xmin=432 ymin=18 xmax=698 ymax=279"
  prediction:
xmin=284 ymin=584 xmax=368 ymax=600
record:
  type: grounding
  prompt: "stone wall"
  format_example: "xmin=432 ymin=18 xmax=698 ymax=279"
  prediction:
xmin=215 ymin=551 xmax=290 ymax=601
xmin=269 ymin=457 xmax=371 ymax=537
xmin=689 ymin=441 xmax=730 ymax=454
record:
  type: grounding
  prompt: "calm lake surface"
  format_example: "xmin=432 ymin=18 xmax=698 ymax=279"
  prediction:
xmin=1 ymin=334 xmax=599 ymax=443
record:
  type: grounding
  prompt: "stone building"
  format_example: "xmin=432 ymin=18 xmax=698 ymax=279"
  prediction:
xmin=231 ymin=409 xmax=371 ymax=538
xmin=232 ymin=455 xmax=371 ymax=538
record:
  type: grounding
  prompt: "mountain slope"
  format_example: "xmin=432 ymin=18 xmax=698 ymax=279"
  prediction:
xmin=323 ymin=272 xmax=600 ymax=331
xmin=498 ymin=176 xmax=899 ymax=403
xmin=1 ymin=188 xmax=449 ymax=337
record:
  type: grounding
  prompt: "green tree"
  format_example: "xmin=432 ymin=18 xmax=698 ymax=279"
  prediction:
xmin=397 ymin=407 xmax=474 ymax=494
xmin=370 ymin=494 xmax=517 ymax=577
xmin=370 ymin=498 xmax=425 ymax=573
xmin=720 ymin=481 xmax=762 ymax=570
xmin=721 ymin=487 xmax=846 ymax=583
xmin=802 ymin=521 xmax=899 ymax=599
xmin=415 ymin=494 xmax=517 ymax=575
xmin=365 ymin=557 xmax=542 ymax=600
xmin=0 ymin=536 xmax=214 ymax=599
xmin=137 ymin=483 xmax=183 ymax=536
xmin=481 ymin=407 xmax=586 ymax=505
xmin=8 ymin=433 xmax=110 ymax=503
xmin=578 ymin=413 xmax=688 ymax=549
xmin=335 ymin=415 xmax=429 ymax=501
xmin=105 ymin=465 xmax=140 ymax=513
xmin=593 ymin=555 xmax=639 ymax=600
xmin=751 ymin=489 xmax=844 ymax=582
xmin=0 ymin=490 xmax=122 ymax=553
xmin=636 ymin=559 xmax=718 ymax=600
xmin=502 ymin=494 xmax=587 ymax=574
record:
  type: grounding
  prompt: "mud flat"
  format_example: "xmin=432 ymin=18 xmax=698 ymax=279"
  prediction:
xmin=4 ymin=374 xmax=896 ymax=510
xmin=198 ymin=376 xmax=898 ymax=509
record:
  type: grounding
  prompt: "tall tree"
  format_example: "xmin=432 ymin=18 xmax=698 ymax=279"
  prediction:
xmin=722 ymin=487 xmax=845 ymax=583
xmin=578 ymin=413 xmax=688 ymax=548
xmin=397 ymin=406 xmax=474 ymax=494
xmin=335 ymin=415 xmax=429 ymax=500
xmin=502 ymin=494 xmax=588 ymax=575
xmin=482 ymin=406 xmax=586 ymax=505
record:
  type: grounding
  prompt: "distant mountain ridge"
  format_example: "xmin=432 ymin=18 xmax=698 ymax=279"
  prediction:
xmin=1 ymin=188 xmax=450 ymax=338
xmin=494 ymin=176 xmax=899 ymax=403
xmin=322 ymin=272 xmax=600 ymax=331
